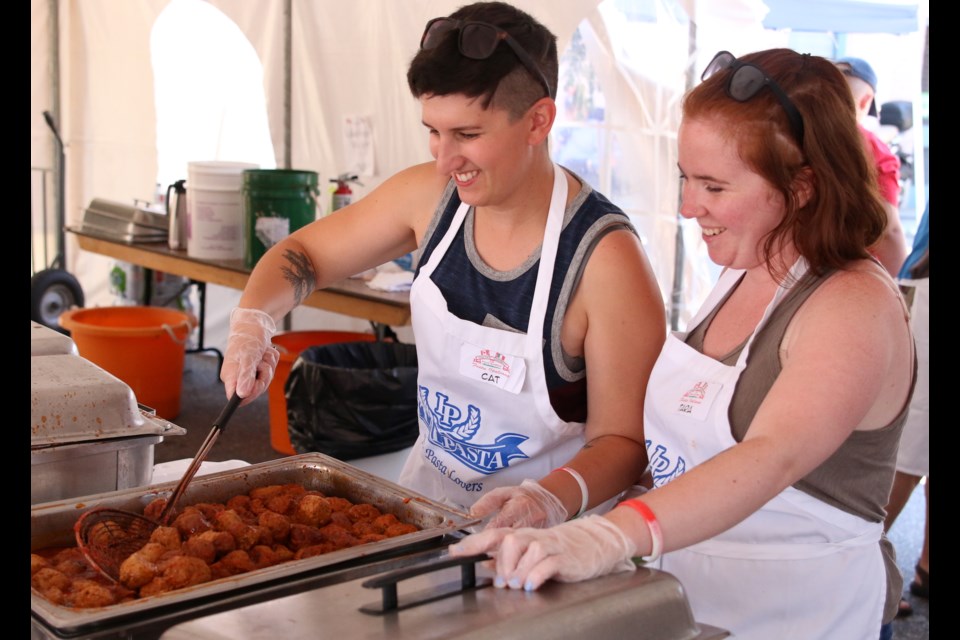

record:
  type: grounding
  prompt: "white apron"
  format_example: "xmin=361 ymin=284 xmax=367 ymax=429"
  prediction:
xmin=645 ymin=259 xmax=886 ymax=640
xmin=895 ymin=276 xmax=929 ymax=476
xmin=398 ymin=165 xmax=595 ymax=513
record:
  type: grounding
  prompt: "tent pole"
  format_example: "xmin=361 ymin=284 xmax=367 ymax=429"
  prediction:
xmin=669 ymin=18 xmax=698 ymax=332
xmin=283 ymin=0 xmax=292 ymax=170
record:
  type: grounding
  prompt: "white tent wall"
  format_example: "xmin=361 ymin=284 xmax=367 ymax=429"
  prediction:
xmin=33 ymin=0 xmax=620 ymax=352
xmin=31 ymin=0 xmax=926 ymax=357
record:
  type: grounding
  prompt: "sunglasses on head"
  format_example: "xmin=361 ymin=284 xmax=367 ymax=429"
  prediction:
xmin=420 ymin=17 xmax=551 ymax=100
xmin=701 ymin=50 xmax=805 ymax=146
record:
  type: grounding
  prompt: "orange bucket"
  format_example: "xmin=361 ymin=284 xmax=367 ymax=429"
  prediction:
xmin=59 ymin=306 xmax=197 ymax=420
xmin=269 ymin=330 xmax=377 ymax=454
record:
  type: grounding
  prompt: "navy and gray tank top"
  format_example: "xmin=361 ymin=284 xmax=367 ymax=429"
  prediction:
xmin=414 ymin=175 xmax=638 ymax=422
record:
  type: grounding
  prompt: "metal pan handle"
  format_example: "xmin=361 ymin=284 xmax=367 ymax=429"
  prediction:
xmin=359 ymin=552 xmax=491 ymax=615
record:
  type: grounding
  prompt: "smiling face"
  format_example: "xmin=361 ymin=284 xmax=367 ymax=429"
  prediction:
xmin=421 ymin=93 xmax=537 ymax=208
xmin=677 ymin=117 xmax=790 ymax=271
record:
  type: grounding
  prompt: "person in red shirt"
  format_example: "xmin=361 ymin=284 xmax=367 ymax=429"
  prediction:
xmin=836 ymin=57 xmax=907 ymax=276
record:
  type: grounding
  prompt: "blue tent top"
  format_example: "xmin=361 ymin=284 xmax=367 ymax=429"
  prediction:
xmin=762 ymin=0 xmax=920 ymax=34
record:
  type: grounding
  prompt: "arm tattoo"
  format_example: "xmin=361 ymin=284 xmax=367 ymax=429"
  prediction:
xmin=280 ymin=249 xmax=317 ymax=306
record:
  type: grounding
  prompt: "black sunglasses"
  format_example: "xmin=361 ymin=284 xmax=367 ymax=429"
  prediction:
xmin=420 ymin=17 xmax=551 ymax=100
xmin=701 ymin=50 xmax=805 ymax=146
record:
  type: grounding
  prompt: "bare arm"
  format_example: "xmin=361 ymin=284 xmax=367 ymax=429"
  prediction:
xmin=237 ymin=162 xmax=447 ymax=322
xmin=606 ymin=266 xmax=913 ymax=554
xmin=538 ymin=227 xmax=666 ymax=516
xmin=869 ymin=200 xmax=908 ymax=277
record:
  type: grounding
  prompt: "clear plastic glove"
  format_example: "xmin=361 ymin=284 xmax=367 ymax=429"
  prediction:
xmin=220 ymin=307 xmax=279 ymax=402
xmin=449 ymin=515 xmax=637 ymax=592
xmin=470 ymin=479 xmax=568 ymax=530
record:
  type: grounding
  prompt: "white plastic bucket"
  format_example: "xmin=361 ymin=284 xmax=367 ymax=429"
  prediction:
xmin=187 ymin=161 xmax=259 ymax=260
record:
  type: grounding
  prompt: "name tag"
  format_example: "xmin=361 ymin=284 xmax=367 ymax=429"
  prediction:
xmin=458 ymin=342 xmax=526 ymax=394
xmin=673 ymin=379 xmax=723 ymax=421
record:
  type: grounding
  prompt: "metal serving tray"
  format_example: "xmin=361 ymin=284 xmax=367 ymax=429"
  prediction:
xmin=31 ymin=453 xmax=478 ymax=637
xmin=85 ymin=198 xmax=169 ymax=230
xmin=30 ymin=321 xmax=78 ymax=356
xmin=31 ymin=355 xmax=181 ymax=446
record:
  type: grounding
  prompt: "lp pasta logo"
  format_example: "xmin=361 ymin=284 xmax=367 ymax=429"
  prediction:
xmin=647 ymin=441 xmax=686 ymax=488
xmin=417 ymin=386 xmax=529 ymax=474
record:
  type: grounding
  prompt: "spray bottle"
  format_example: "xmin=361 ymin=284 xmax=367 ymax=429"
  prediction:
xmin=330 ymin=174 xmax=364 ymax=212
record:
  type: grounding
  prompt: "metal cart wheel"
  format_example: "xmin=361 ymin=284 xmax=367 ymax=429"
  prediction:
xmin=33 ymin=111 xmax=84 ymax=334
xmin=31 ymin=268 xmax=85 ymax=334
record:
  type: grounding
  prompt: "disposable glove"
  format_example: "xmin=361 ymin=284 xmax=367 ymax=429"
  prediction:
xmin=469 ymin=479 xmax=568 ymax=530
xmin=220 ymin=307 xmax=279 ymax=402
xmin=449 ymin=514 xmax=637 ymax=592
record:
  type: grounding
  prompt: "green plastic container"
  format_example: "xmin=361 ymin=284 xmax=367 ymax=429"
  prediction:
xmin=242 ymin=169 xmax=320 ymax=268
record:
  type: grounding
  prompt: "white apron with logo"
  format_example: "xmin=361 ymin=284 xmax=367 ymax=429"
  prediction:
xmin=399 ymin=165 xmax=599 ymax=513
xmin=644 ymin=259 xmax=885 ymax=640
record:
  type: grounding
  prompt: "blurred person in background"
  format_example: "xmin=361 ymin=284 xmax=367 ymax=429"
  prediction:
xmin=881 ymin=200 xmax=929 ymax=625
xmin=219 ymin=2 xmax=665 ymax=529
xmin=452 ymin=48 xmax=916 ymax=639
xmin=836 ymin=56 xmax=908 ymax=277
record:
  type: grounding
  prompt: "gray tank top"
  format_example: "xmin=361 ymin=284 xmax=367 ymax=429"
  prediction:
xmin=685 ymin=267 xmax=916 ymax=623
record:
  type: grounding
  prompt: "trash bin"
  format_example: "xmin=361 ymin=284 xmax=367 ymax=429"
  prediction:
xmin=268 ymin=330 xmax=377 ymax=455
xmin=285 ymin=341 xmax=419 ymax=460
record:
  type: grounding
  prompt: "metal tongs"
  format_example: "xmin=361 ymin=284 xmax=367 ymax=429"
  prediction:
xmin=74 ymin=393 xmax=243 ymax=582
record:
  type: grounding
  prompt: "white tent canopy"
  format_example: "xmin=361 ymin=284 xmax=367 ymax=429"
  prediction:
xmin=30 ymin=0 xmax=927 ymax=351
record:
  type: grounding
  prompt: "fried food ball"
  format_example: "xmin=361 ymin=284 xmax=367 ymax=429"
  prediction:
xmin=158 ymin=555 xmax=212 ymax=589
xmin=347 ymin=503 xmax=381 ymax=523
xmin=318 ymin=524 xmax=360 ymax=550
xmin=68 ymin=578 xmax=117 ymax=608
xmin=263 ymin=484 xmax=308 ymax=515
xmin=385 ymin=523 xmax=419 ymax=537
xmin=143 ymin=497 xmax=168 ymax=520
xmin=192 ymin=502 xmax=226 ymax=522
xmin=31 ymin=553 xmax=51 ymax=575
xmin=294 ymin=543 xmax=336 ymax=560
xmin=293 ymin=494 xmax=332 ymax=527
xmin=172 ymin=506 xmax=212 ymax=538
xmin=358 ymin=533 xmax=387 ymax=544
xmin=272 ymin=544 xmax=294 ymax=563
xmin=325 ymin=496 xmax=353 ymax=512
xmin=138 ymin=577 xmax=173 ymax=598
xmin=196 ymin=529 xmax=237 ymax=557
xmin=210 ymin=549 xmax=255 ymax=579
xmin=52 ymin=547 xmax=91 ymax=577
xmin=137 ymin=542 xmax=169 ymax=563
xmin=257 ymin=511 xmax=291 ymax=545
xmin=150 ymin=525 xmax=182 ymax=551
xmin=119 ymin=546 xmax=161 ymax=590
xmin=371 ymin=513 xmax=400 ymax=534
xmin=248 ymin=484 xmax=286 ymax=501
xmin=352 ymin=520 xmax=377 ymax=537
xmin=262 ymin=494 xmax=294 ymax=515
xmin=214 ymin=509 xmax=259 ymax=550
xmin=180 ymin=536 xmax=217 ymax=564
xmin=32 ymin=567 xmax=71 ymax=593
xmin=288 ymin=523 xmax=326 ymax=550
xmin=225 ymin=494 xmax=255 ymax=518
xmin=330 ymin=511 xmax=352 ymax=529
xmin=249 ymin=544 xmax=288 ymax=569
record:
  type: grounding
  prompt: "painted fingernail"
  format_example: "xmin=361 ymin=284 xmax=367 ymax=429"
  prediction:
xmin=508 ymin=577 xmax=522 ymax=589
xmin=524 ymin=581 xmax=534 ymax=592
xmin=494 ymin=576 xmax=506 ymax=588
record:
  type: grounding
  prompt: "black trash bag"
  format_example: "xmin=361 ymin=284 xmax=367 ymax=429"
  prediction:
xmin=285 ymin=341 xmax=419 ymax=460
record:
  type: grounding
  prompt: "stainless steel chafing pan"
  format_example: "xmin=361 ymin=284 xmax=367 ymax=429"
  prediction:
xmin=31 ymin=453 xmax=478 ymax=635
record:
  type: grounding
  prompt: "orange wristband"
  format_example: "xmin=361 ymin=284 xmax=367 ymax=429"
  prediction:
xmin=619 ymin=498 xmax=663 ymax=563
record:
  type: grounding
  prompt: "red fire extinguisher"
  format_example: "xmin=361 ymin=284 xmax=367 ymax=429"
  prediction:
xmin=330 ymin=174 xmax=362 ymax=212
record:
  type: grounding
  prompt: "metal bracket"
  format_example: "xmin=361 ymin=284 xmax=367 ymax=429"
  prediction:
xmin=359 ymin=553 xmax=491 ymax=615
